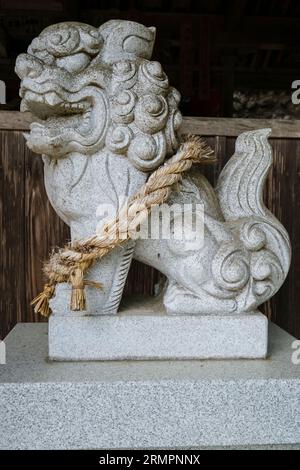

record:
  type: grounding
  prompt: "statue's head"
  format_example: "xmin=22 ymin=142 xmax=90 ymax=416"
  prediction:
xmin=15 ymin=20 xmax=182 ymax=171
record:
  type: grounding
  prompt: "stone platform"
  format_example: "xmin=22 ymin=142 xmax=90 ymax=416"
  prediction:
xmin=0 ymin=321 xmax=299 ymax=449
xmin=49 ymin=297 xmax=268 ymax=360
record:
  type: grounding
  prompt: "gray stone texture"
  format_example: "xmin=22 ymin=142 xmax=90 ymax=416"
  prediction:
xmin=48 ymin=297 xmax=268 ymax=360
xmin=0 ymin=322 xmax=299 ymax=449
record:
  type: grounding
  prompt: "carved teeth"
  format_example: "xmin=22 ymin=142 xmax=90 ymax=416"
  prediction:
xmin=69 ymin=102 xmax=89 ymax=111
xmin=23 ymin=89 xmax=89 ymax=115
xmin=45 ymin=92 xmax=63 ymax=106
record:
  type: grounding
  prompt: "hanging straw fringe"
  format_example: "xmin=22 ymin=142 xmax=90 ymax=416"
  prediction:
xmin=31 ymin=284 xmax=55 ymax=317
xmin=70 ymin=266 xmax=86 ymax=311
xmin=31 ymin=136 xmax=215 ymax=317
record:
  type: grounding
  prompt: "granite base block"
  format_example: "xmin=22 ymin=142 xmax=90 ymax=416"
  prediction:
xmin=0 ymin=322 xmax=299 ymax=449
xmin=48 ymin=298 xmax=268 ymax=360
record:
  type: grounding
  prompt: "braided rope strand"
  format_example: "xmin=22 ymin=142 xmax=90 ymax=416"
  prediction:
xmin=31 ymin=136 xmax=215 ymax=316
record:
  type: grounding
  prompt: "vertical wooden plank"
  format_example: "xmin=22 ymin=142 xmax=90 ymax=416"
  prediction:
xmin=124 ymin=261 xmax=163 ymax=297
xmin=225 ymin=136 xmax=236 ymax=164
xmin=200 ymin=136 xmax=224 ymax=187
xmin=24 ymin=146 xmax=70 ymax=323
xmin=264 ymin=138 xmax=300 ymax=338
xmin=0 ymin=130 xmax=25 ymax=339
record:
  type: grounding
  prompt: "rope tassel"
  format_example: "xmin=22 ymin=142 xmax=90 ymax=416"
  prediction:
xmin=31 ymin=284 xmax=55 ymax=317
xmin=69 ymin=266 xmax=103 ymax=311
xmin=70 ymin=266 xmax=86 ymax=311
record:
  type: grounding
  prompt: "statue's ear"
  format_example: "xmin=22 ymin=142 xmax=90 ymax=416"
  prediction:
xmin=148 ymin=26 xmax=156 ymax=36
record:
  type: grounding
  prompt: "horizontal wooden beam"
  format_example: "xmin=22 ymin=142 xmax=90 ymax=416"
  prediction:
xmin=0 ymin=111 xmax=34 ymax=131
xmin=1 ymin=111 xmax=300 ymax=139
xmin=181 ymin=117 xmax=300 ymax=138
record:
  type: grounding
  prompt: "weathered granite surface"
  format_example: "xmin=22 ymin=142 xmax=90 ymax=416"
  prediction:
xmin=15 ymin=20 xmax=182 ymax=316
xmin=15 ymin=20 xmax=291 ymax=320
xmin=14 ymin=20 xmax=292 ymax=364
xmin=48 ymin=296 xmax=268 ymax=360
xmin=0 ymin=322 xmax=299 ymax=449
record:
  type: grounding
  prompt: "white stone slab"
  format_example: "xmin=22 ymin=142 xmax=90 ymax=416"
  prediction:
xmin=0 ymin=322 xmax=299 ymax=449
xmin=49 ymin=297 xmax=268 ymax=360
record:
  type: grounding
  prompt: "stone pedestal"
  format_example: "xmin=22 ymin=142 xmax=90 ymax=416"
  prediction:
xmin=0 ymin=321 xmax=299 ymax=449
xmin=49 ymin=298 xmax=268 ymax=360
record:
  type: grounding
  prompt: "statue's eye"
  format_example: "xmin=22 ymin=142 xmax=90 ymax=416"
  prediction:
xmin=56 ymin=53 xmax=91 ymax=73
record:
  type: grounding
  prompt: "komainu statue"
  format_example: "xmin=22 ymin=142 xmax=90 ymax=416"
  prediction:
xmin=15 ymin=20 xmax=291 ymax=326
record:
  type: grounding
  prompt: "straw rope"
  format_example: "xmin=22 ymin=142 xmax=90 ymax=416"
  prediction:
xmin=31 ymin=136 xmax=214 ymax=317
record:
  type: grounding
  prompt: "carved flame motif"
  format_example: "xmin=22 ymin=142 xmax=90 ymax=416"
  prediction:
xmin=133 ymin=129 xmax=291 ymax=315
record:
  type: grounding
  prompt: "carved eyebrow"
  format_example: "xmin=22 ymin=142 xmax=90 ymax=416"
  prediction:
xmin=123 ymin=34 xmax=154 ymax=54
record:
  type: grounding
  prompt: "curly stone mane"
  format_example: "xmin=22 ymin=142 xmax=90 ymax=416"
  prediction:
xmin=16 ymin=20 xmax=182 ymax=170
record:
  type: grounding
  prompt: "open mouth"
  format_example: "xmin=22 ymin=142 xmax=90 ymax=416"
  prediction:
xmin=21 ymin=89 xmax=90 ymax=116
xmin=21 ymin=85 xmax=108 ymax=156
xmin=23 ymin=89 xmax=92 ymax=135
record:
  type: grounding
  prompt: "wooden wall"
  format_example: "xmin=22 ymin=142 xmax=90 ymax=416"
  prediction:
xmin=1 ymin=112 xmax=299 ymax=339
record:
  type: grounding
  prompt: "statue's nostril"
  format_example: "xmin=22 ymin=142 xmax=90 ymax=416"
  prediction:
xmin=15 ymin=54 xmax=42 ymax=80
xmin=27 ymin=68 xmax=40 ymax=78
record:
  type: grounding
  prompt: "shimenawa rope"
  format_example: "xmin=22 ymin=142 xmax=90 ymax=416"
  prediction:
xmin=31 ymin=136 xmax=214 ymax=317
